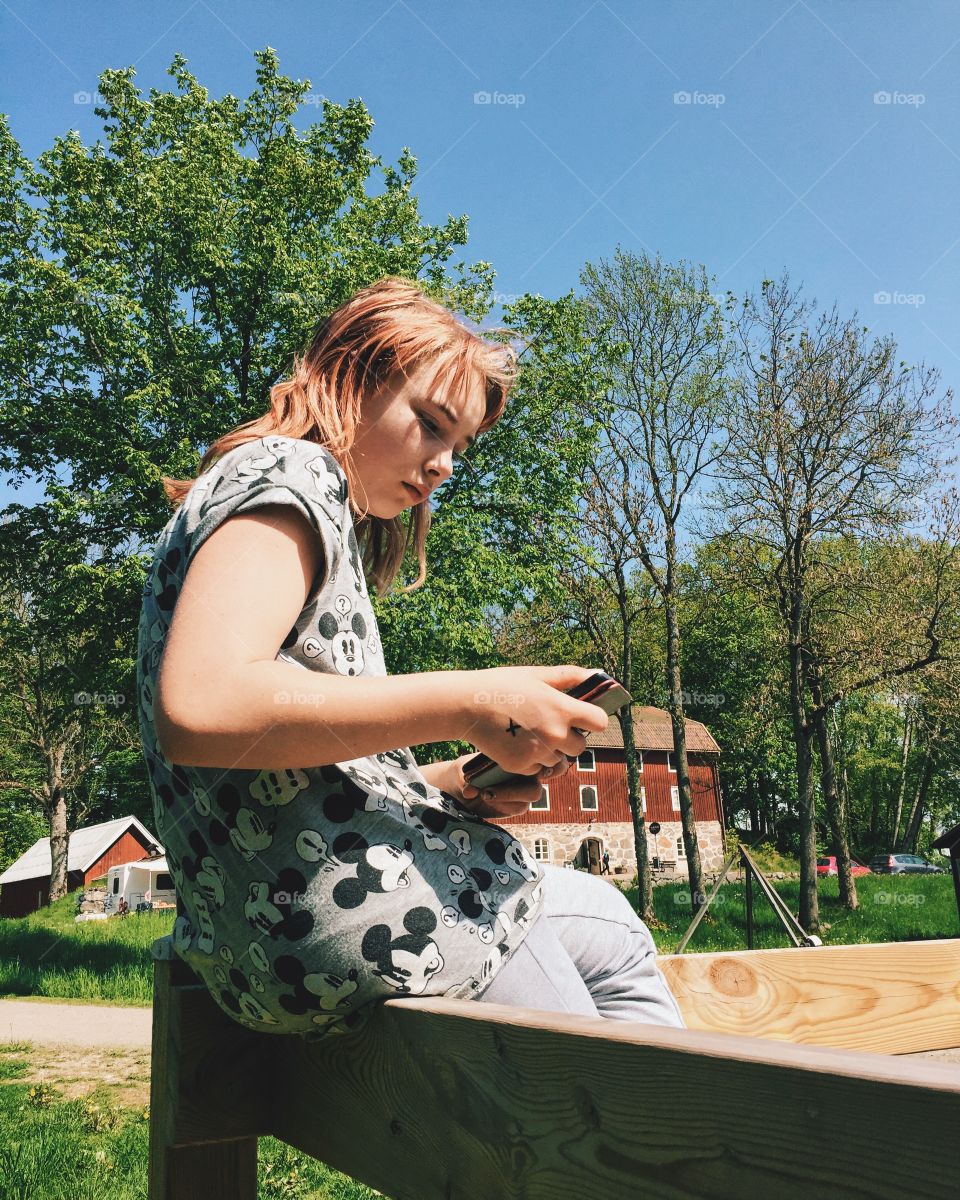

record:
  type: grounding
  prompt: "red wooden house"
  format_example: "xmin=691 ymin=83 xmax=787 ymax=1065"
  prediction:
xmin=499 ymin=705 xmax=724 ymax=878
xmin=0 ymin=815 xmax=162 ymax=918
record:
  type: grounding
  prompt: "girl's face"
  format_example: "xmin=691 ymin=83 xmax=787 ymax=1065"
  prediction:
xmin=349 ymin=359 xmax=486 ymax=518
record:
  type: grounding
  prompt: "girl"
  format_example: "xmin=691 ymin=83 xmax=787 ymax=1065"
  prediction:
xmin=137 ymin=277 xmax=684 ymax=1040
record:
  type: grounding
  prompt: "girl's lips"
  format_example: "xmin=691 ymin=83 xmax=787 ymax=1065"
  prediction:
xmin=403 ymin=482 xmax=426 ymax=502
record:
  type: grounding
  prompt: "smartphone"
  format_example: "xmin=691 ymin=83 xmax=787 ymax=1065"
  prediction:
xmin=460 ymin=671 xmax=633 ymax=791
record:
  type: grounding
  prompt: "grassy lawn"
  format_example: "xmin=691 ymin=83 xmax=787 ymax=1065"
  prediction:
xmin=633 ymin=871 xmax=959 ymax=953
xmin=0 ymin=894 xmax=175 ymax=1005
xmin=0 ymin=1042 xmax=381 ymax=1200
xmin=2 ymin=872 xmax=957 ymax=1005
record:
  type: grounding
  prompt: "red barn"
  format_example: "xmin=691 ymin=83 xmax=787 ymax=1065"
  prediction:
xmin=498 ymin=705 xmax=724 ymax=878
xmin=0 ymin=815 xmax=162 ymax=918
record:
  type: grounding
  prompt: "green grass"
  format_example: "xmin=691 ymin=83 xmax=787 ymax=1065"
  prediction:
xmin=0 ymin=1044 xmax=381 ymax=1200
xmin=3 ymin=874 xmax=957 ymax=1006
xmin=0 ymin=892 xmax=176 ymax=1005
xmin=632 ymin=872 xmax=959 ymax=953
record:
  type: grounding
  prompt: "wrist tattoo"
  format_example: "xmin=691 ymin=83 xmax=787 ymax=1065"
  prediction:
xmin=506 ymin=718 xmax=521 ymax=737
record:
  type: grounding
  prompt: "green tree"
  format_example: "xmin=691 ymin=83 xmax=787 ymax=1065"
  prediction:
xmin=679 ymin=537 xmax=795 ymax=836
xmin=580 ymin=249 xmax=730 ymax=912
xmin=0 ymin=501 xmax=141 ymax=901
xmin=717 ymin=274 xmax=955 ymax=930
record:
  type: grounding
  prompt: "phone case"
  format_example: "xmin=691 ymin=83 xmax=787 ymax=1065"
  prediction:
xmin=460 ymin=672 xmax=633 ymax=792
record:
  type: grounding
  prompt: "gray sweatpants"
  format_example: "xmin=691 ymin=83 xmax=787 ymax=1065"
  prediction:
xmin=478 ymin=863 xmax=685 ymax=1026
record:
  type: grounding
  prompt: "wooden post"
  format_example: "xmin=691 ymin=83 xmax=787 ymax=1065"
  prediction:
xmin=148 ymin=941 xmax=272 ymax=1200
xmin=745 ymin=853 xmax=754 ymax=949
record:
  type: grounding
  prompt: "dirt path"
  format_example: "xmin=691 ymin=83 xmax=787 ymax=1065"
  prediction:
xmin=0 ymin=998 xmax=151 ymax=1049
xmin=0 ymin=1041 xmax=152 ymax=1107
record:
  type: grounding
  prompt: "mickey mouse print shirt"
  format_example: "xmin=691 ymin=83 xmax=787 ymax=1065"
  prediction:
xmin=136 ymin=435 xmax=545 ymax=1041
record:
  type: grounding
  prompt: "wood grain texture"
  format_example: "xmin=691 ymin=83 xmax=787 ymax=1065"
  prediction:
xmin=267 ymin=995 xmax=960 ymax=1200
xmin=660 ymin=939 xmax=960 ymax=1053
xmin=148 ymin=939 xmax=960 ymax=1199
xmin=148 ymin=960 xmax=268 ymax=1200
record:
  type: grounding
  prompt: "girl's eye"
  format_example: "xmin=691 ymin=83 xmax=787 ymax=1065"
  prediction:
xmin=419 ymin=414 xmax=460 ymax=455
xmin=418 ymin=415 xmax=440 ymax=436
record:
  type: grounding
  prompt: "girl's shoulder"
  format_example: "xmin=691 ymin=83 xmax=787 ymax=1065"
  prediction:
xmin=213 ymin=435 xmax=348 ymax=486
xmin=159 ymin=435 xmax=353 ymax=574
xmin=180 ymin=435 xmax=350 ymax=515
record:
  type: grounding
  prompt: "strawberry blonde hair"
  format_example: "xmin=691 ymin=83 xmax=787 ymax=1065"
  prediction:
xmin=162 ymin=277 xmax=519 ymax=595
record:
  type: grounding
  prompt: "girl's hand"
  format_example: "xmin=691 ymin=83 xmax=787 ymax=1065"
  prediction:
xmin=453 ymin=752 xmax=574 ymax=819
xmin=462 ymin=664 xmax=610 ymax=779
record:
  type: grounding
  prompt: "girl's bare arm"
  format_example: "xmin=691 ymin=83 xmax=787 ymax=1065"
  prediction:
xmin=154 ymin=506 xmax=476 ymax=770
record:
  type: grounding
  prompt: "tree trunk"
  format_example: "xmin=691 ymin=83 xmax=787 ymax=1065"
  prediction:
xmin=758 ymin=772 xmax=772 ymax=837
xmin=902 ymin=725 xmax=939 ymax=853
xmin=663 ymin=590 xmax=704 ymax=911
xmin=621 ymin=706 xmax=654 ymax=923
xmin=833 ymin=710 xmax=854 ymax=850
xmin=892 ymin=709 xmax=913 ymax=851
xmin=48 ymin=749 xmax=70 ymax=904
xmin=747 ymin=776 xmax=760 ymax=837
xmin=812 ymin=702 xmax=858 ymax=910
xmin=869 ymin=781 xmax=881 ymax=849
xmin=789 ymin=625 xmax=819 ymax=933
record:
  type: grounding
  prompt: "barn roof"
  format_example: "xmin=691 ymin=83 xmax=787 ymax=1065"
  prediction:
xmin=588 ymin=705 xmax=720 ymax=754
xmin=0 ymin=815 xmax=161 ymax=885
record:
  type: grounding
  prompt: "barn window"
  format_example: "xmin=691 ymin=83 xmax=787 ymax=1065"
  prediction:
xmin=677 ymin=835 xmax=686 ymax=859
xmin=157 ymin=873 xmax=174 ymax=891
xmin=531 ymin=785 xmax=549 ymax=810
xmin=577 ymin=749 xmax=595 ymax=771
xmin=671 ymin=785 xmax=680 ymax=811
xmin=580 ymin=785 xmax=598 ymax=811
xmin=112 ymin=876 xmax=119 ymax=894
xmin=667 ymin=751 xmax=676 ymax=772
xmin=533 ymin=838 xmax=550 ymax=862
xmin=640 ymin=786 xmax=647 ymax=812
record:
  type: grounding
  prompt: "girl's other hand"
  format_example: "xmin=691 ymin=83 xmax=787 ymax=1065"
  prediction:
xmin=454 ymin=753 xmax=573 ymax=819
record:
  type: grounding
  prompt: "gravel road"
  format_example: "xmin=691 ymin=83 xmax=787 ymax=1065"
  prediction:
xmin=0 ymin=998 xmax=151 ymax=1048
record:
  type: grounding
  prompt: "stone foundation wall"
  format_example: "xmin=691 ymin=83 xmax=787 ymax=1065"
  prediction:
xmin=509 ymin=820 xmax=726 ymax=881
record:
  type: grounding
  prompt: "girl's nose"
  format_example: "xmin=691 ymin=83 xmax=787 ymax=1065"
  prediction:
xmin=426 ymin=447 xmax=455 ymax=483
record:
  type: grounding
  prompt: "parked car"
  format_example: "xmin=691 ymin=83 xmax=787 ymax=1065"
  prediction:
xmin=869 ymin=853 xmax=946 ymax=875
xmin=816 ymin=856 xmax=872 ymax=876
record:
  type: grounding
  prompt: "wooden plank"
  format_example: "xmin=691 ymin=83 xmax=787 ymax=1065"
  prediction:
xmin=267 ymin=995 xmax=960 ymax=1200
xmin=148 ymin=960 xmax=269 ymax=1199
xmin=660 ymin=938 xmax=960 ymax=1054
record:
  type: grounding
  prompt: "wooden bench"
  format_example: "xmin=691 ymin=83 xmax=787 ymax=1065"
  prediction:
xmin=148 ymin=935 xmax=960 ymax=1199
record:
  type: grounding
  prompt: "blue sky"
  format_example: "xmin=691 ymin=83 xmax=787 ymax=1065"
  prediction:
xmin=2 ymin=1 xmax=958 ymax=507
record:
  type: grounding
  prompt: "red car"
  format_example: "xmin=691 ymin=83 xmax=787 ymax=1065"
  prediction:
xmin=816 ymin=856 xmax=872 ymax=876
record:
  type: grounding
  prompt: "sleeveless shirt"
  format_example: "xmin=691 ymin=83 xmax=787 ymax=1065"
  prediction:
xmin=135 ymin=435 xmax=544 ymax=1041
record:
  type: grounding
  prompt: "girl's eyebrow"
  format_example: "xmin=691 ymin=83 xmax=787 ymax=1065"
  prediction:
xmin=425 ymin=398 xmax=477 ymax=447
